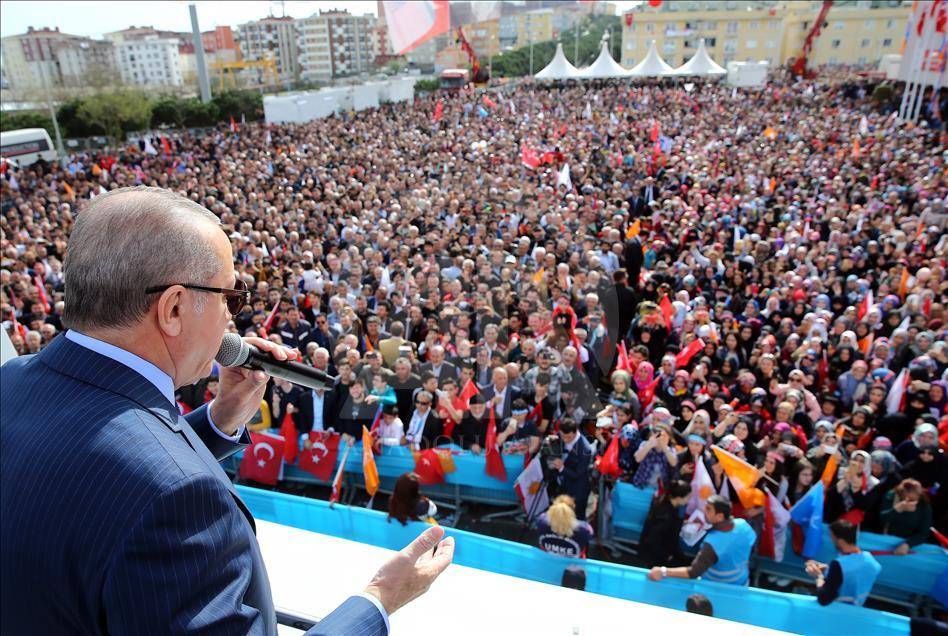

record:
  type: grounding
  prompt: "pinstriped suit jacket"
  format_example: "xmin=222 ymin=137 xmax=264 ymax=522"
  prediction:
xmin=0 ymin=335 xmax=385 ymax=635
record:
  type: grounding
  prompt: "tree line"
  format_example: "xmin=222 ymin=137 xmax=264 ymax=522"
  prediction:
xmin=0 ymin=89 xmax=263 ymax=142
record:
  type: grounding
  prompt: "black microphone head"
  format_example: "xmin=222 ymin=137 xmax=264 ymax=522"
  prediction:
xmin=216 ymin=333 xmax=249 ymax=367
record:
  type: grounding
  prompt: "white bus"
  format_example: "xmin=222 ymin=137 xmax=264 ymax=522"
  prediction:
xmin=0 ymin=128 xmax=58 ymax=166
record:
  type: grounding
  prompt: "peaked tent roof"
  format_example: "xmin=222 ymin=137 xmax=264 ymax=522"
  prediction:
xmin=674 ymin=39 xmax=727 ymax=76
xmin=534 ymin=43 xmax=581 ymax=80
xmin=627 ymin=40 xmax=675 ymax=77
xmin=578 ymin=41 xmax=629 ymax=79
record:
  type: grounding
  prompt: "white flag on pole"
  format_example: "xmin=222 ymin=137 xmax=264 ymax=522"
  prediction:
xmin=515 ymin=456 xmax=549 ymax=516
xmin=556 ymin=163 xmax=572 ymax=191
xmin=583 ymin=102 xmax=592 ymax=119
xmin=143 ymin=139 xmax=158 ymax=155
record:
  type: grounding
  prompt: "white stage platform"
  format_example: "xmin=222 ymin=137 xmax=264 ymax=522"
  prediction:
xmin=258 ymin=520 xmax=787 ymax=636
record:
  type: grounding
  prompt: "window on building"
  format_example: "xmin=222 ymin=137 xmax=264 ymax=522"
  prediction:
xmin=746 ymin=39 xmax=757 ymax=49
xmin=831 ymin=39 xmax=841 ymax=48
xmin=886 ymin=19 xmax=895 ymax=29
xmin=858 ymin=56 xmax=867 ymax=65
xmin=767 ymin=20 xmax=779 ymax=30
xmin=829 ymin=56 xmax=838 ymax=64
xmin=664 ymin=40 xmax=677 ymax=54
xmin=834 ymin=21 xmax=844 ymax=30
xmin=626 ymin=40 xmax=636 ymax=50
xmin=726 ymin=21 xmax=738 ymax=34
xmin=864 ymin=20 xmax=875 ymax=29
xmin=724 ymin=39 xmax=737 ymax=53
xmin=766 ymin=40 xmax=776 ymax=49
xmin=646 ymin=23 xmax=655 ymax=33
xmin=883 ymin=38 xmax=893 ymax=47
xmin=749 ymin=21 xmax=759 ymax=29
xmin=706 ymin=37 xmax=716 ymax=47
xmin=861 ymin=38 xmax=870 ymax=48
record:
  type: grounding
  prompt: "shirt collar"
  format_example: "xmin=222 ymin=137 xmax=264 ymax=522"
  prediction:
xmin=65 ymin=330 xmax=176 ymax=407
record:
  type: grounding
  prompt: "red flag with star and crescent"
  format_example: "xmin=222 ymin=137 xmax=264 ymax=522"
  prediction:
xmin=298 ymin=431 xmax=340 ymax=481
xmin=484 ymin=407 xmax=508 ymax=482
xmin=414 ymin=448 xmax=447 ymax=485
xmin=238 ymin=431 xmax=285 ymax=485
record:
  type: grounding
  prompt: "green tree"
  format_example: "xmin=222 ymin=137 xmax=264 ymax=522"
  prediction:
xmin=0 ymin=111 xmax=54 ymax=136
xmin=57 ymin=99 xmax=105 ymax=138
xmin=414 ymin=78 xmax=440 ymax=93
xmin=211 ymin=90 xmax=263 ymax=123
xmin=76 ymin=90 xmax=152 ymax=142
xmin=151 ymin=95 xmax=185 ymax=128
xmin=181 ymin=98 xmax=220 ymax=128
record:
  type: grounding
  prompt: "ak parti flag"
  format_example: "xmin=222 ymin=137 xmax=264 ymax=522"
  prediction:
xmin=414 ymin=448 xmax=446 ymax=485
xmin=515 ymin=455 xmax=549 ymax=515
xmin=362 ymin=426 xmax=379 ymax=497
xmin=821 ymin=449 xmax=839 ymax=487
xmin=278 ymin=412 xmax=298 ymax=464
xmin=484 ymin=407 xmax=508 ymax=481
xmin=625 ymin=218 xmax=641 ymax=239
xmin=711 ymin=446 xmax=766 ymax=509
xmin=239 ymin=432 xmax=285 ymax=486
xmin=298 ymin=431 xmax=340 ymax=481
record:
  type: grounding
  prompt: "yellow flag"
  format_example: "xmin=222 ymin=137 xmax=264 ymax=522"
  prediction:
xmin=626 ymin=218 xmax=640 ymax=239
xmin=532 ymin=268 xmax=545 ymax=284
xmin=362 ymin=426 xmax=379 ymax=497
xmin=711 ymin=446 xmax=765 ymax=509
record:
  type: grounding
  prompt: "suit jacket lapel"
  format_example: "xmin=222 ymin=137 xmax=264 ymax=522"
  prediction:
xmin=38 ymin=336 xmax=256 ymax=531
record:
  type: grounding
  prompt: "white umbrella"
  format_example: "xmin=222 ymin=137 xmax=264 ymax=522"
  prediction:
xmin=627 ymin=40 xmax=675 ymax=77
xmin=674 ymin=38 xmax=726 ymax=76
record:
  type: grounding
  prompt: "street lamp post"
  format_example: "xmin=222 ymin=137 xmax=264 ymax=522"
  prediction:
xmin=38 ymin=62 xmax=66 ymax=159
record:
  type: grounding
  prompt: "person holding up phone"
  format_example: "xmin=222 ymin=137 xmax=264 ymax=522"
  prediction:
xmin=632 ymin=422 xmax=679 ymax=489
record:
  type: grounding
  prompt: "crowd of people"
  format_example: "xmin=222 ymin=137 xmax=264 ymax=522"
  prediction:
xmin=2 ymin=72 xmax=946 ymax=601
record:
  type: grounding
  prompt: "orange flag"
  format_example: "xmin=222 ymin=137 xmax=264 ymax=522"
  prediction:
xmin=711 ymin=446 xmax=766 ymax=509
xmin=852 ymin=138 xmax=861 ymax=158
xmin=626 ymin=218 xmax=641 ymax=239
xmin=898 ymin=268 xmax=910 ymax=299
xmin=821 ymin=452 xmax=838 ymax=488
xmin=532 ymin=267 xmax=545 ymax=284
xmin=362 ymin=426 xmax=379 ymax=497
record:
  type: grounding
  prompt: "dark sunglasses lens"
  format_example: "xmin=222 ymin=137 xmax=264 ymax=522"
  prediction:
xmin=227 ymin=279 xmax=248 ymax=314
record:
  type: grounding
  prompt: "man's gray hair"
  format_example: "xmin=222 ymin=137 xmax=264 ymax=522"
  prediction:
xmin=63 ymin=186 xmax=222 ymax=332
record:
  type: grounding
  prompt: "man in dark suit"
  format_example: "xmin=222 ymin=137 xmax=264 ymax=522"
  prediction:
xmin=481 ymin=366 xmax=521 ymax=421
xmin=418 ymin=344 xmax=458 ymax=382
xmin=0 ymin=187 xmax=454 ymax=635
xmin=640 ymin=176 xmax=659 ymax=208
xmin=552 ymin=420 xmax=593 ymax=520
xmin=292 ymin=386 xmax=339 ymax=435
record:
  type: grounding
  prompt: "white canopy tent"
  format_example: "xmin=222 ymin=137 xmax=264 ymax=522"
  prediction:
xmin=534 ymin=43 xmax=581 ymax=80
xmin=674 ymin=39 xmax=727 ymax=76
xmin=627 ymin=40 xmax=676 ymax=77
xmin=578 ymin=41 xmax=629 ymax=79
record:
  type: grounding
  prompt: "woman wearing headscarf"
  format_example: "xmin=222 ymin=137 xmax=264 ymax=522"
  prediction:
xmin=895 ymin=423 xmax=939 ymax=465
xmin=862 ymin=450 xmax=902 ymax=532
xmin=826 ymin=449 xmax=879 ymax=524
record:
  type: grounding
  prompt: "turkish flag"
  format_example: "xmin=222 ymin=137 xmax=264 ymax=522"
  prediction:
xmin=659 ymin=295 xmax=674 ymax=331
xmin=239 ymin=432 xmax=285 ymax=485
xmin=433 ymin=99 xmax=444 ymax=122
xmin=414 ymin=448 xmax=446 ymax=485
xmin=482 ymin=94 xmax=496 ymax=109
xmin=459 ymin=379 xmax=479 ymax=407
xmin=596 ymin=434 xmax=622 ymax=477
xmin=383 ymin=0 xmax=450 ymax=55
xmin=484 ymin=407 xmax=507 ymax=482
xmin=298 ymin=431 xmax=340 ymax=481
xmin=625 ymin=13 xmax=633 ymax=27
xmin=675 ymin=337 xmax=705 ymax=368
xmin=521 ymin=145 xmax=540 ymax=169
xmin=279 ymin=412 xmax=298 ymax=464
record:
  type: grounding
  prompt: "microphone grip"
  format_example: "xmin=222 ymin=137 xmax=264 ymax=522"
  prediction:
xmin=245 ymin=349 xmax=335 ymax=390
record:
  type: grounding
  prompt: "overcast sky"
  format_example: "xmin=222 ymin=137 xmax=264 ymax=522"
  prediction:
xmin=1 ymin=1 xmax=643 ymax=39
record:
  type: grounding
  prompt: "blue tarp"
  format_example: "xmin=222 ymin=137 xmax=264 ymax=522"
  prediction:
xmin=239 ymin=486 xmax=909 ymax=636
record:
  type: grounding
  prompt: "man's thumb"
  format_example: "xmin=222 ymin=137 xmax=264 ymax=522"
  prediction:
xmin=402 ymin=526 xmax=445 ymax=560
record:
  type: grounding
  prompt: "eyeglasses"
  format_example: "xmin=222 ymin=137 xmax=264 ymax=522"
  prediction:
xmin=416 ymin=401 xmax=431 ymax=407
xmin=145 ymin=277 xmax=250 ymax=316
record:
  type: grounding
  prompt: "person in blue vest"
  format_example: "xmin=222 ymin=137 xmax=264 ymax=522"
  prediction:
xmin=647 ymin=495 xmax=757 ymax=585
xmin=805 ymin=519 xmax=882 ymax=606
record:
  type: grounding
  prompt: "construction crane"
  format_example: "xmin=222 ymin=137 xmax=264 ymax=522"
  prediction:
xmin=456 ymin=26 xmax=489 ymax=83
xmin=791 ymin=1 xmax=834 ymax=77
xmin=209 ymin=58 xmax=280 ymax=91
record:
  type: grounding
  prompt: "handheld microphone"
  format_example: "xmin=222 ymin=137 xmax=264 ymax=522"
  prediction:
xmin=215 ymin=333 xmax=336 ymax=390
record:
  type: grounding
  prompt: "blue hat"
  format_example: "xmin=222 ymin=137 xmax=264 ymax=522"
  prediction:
xmin=687 ymin=434 xmax=707 ymax=445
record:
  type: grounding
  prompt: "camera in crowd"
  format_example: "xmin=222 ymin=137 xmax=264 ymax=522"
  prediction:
xmin=539 ymin=434 xmax=563 ymax=470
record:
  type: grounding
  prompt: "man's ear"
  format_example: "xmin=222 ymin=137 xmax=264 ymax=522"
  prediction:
xmin=156 ymin=287 xmax=185 ymax=337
